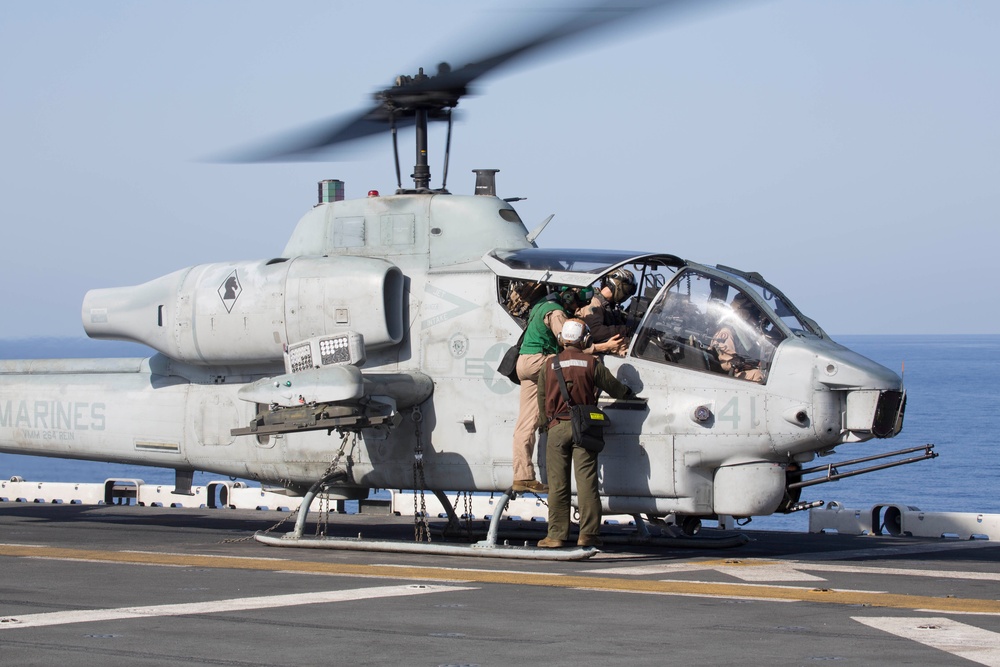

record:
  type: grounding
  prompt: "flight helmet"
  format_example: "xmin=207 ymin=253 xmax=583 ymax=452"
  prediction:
xmin=558 ymin=318 xmax=591 ymax=349
xmin=604 ymin=268 xmax=637 ymax=303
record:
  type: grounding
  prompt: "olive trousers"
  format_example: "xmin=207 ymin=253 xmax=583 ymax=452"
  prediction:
xmin=544 ymin=420 xmax=602 ymax=542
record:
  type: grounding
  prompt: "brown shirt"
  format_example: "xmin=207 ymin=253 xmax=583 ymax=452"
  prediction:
xmin=537 ymin=348 xmax=632 ymax=428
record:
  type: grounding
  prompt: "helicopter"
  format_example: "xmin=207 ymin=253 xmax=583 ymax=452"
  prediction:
xmin=0 ymin=1 xmax=933 ymax=558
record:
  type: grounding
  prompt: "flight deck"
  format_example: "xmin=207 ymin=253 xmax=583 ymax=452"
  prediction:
xmin=2 ymin=502 xmax=998 ymax=666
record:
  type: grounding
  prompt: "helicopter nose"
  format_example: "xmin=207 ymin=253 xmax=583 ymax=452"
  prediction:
xmin=813 ymin=346 xmax=905 ymax=440
xmin=813 ymin=346 xmax=901 ymax=392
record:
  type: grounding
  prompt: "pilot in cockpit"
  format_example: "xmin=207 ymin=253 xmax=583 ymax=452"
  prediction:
xmin=710 ymin=292 xmax=765 ymax=382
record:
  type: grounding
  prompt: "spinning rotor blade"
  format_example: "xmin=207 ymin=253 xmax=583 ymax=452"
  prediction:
xmin=394 ymin=0 xmax=720 ymax=95
xmin=226 ymin=0 xmax=734 ymax=163
xmin=217 ymin=108 xmax=416 ymax=163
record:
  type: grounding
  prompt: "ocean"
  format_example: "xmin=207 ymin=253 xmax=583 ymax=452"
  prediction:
xmin=1 ymin=335 xmax=998 ymax=531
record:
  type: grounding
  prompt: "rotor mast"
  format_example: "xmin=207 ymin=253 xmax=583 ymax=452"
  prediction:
xmin=383 ymin=65 xmax=462 ymax=194
xmin=412 ymin=107 xmax=431 ymax=190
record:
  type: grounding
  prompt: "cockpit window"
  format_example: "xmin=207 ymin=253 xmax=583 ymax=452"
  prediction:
xmin=495 ymin=255 xmax=681 ymax=327
xmin=743 ymin=284 xmax=816 ymax=336
xmin=631 ymin=270 xmax=785 ymax=383
xmin=715 ymin=266 xmax=819 ymax=336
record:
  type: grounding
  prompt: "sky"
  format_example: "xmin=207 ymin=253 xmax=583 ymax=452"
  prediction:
xmin=1 ymin=0 xmax=998 ymax=339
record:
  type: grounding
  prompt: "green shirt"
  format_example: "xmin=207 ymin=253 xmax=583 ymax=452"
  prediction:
xmin=519 ymin=300 xmax=564 ymax=355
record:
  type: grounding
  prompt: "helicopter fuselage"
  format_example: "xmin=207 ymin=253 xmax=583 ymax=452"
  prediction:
xmin=0 ymin=190 xmax=904 ymax=520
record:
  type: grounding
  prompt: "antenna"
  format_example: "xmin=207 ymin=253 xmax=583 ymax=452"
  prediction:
xmin=526 ymin=214 xmax=555 ymax=244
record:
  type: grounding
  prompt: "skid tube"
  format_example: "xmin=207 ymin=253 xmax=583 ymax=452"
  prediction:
xmin=254 ymin=488 xmax=597 ymax=561
xmin=254 ymin=488 xmax=749 ymax=557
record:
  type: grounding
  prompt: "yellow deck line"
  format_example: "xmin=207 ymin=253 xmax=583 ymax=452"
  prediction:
xmin=3 ymin=543 xmax=998 ymax=615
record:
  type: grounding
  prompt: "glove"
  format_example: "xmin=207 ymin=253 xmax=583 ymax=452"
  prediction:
xmin=624 ymin=387 xmax=647 ymax=402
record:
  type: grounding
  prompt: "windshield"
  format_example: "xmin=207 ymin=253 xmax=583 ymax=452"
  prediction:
xmin=715 ymin=265 xmax=819 ymax=336
xmin=631 ymin=269 xmax=785 ymax=383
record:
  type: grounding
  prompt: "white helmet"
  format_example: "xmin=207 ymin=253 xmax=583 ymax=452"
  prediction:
xmin=558 ymin=319 xmax=590 ymax=348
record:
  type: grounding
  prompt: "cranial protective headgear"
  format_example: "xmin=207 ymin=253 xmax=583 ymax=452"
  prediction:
xmin=731 ymin=292 xmax=763 ymax=325
xmin=604 ymin=268 xmax=637 ymax=303
xmin=558 ymin=318 xmax=589 ymax=348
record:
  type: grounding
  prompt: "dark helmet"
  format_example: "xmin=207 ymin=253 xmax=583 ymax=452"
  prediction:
xmin=731 ymin=292 xmax=763 ymax=324
xmin=603 ymin=268 xmax=637 ymax=303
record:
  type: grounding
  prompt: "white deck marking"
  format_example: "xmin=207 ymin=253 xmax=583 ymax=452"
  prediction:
xmin=0 ymin=584 xmax=474 ymax=630
xmin=714 ymin=564 xmax=826 ymax=582
xmin=853 ymin=616 xmax=1000 ymax=666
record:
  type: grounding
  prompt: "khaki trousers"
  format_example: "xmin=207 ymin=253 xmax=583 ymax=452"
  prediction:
xmin=511 ymin=353 xmax=546 ymax=482
xmin=544 ymin=420 xmax=602 ymax=542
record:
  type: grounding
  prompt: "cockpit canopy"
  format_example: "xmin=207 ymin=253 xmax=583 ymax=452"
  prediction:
xmin=487 ymin=248 xmax=678 ymax=278
xmin=485 ymin=248 xmax=823 ymax=384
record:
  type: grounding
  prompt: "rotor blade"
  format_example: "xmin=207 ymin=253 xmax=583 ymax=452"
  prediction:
xmin=222 ymin=0 xmax=739 ymax=162
xmin=216 ymin=105 xmax=464 ymax=163
xmin=400 ymin=0 xmax=731 ymax=94
xmin=212 ymin=107 xmax=413 ymax=163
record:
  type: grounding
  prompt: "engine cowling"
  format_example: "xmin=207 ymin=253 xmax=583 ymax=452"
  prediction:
xmin=82 ymin=256 xmax=405 ymax=365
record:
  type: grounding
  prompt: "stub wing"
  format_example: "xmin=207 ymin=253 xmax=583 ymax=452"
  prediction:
xmin=232 ymin=366 xmax=433 ymax=437
xmin=239 ymin=365 xmax=365 ymax=408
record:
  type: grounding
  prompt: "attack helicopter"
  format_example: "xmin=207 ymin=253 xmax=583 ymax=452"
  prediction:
xmin=0 ymin=1 xmax=930 ymax=558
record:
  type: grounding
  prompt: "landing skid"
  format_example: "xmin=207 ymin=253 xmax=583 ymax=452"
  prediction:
xmin=440 ymin=511 xmax=750 ymax=550
xmin=253 ymin=533 xmax=596 ymax=560
xmin=253 ymin=487 xmax=748 ymax=559
xmin=254 ymin=488 xmax=596 ymax=561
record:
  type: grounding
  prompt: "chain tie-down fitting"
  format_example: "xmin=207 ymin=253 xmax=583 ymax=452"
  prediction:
xmin=411 ymin=406 xmax=430 ymax=542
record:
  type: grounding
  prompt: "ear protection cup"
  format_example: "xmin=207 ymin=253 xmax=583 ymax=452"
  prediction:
xmin=555 ymin=286 xmax=593 ymax=311
xmin=558 ymin=319 xmax=593 ymax=349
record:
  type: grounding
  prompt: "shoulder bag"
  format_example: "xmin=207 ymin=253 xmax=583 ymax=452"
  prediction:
xmin=496 ymin=330 xmax=525 ymax=385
